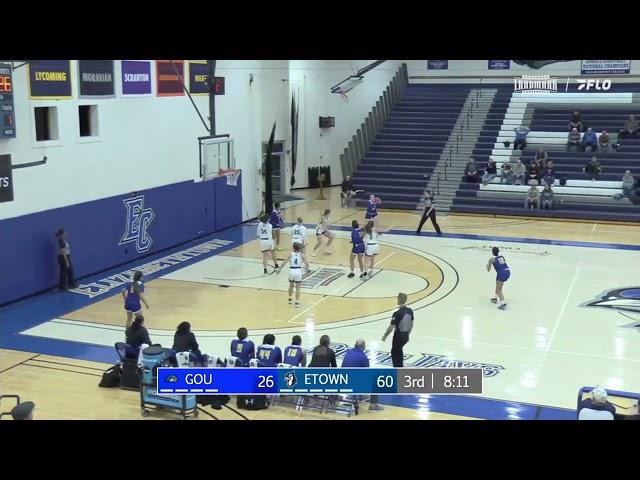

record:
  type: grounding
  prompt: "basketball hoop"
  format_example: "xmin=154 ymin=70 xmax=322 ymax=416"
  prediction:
xmin=219 ymin=168 xmax=241 ymax=186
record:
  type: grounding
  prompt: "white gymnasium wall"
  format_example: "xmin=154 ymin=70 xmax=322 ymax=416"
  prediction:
xmin=406 ymin=60 xmax=640 ymax=83
xmin=0 ymin=60 xmax=400 ymax=221
xmin=289 ymin=60 xmax=403 ymax=188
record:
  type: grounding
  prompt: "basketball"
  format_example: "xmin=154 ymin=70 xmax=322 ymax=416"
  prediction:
xmin=375 ymin=197 xmax=382 ymax=204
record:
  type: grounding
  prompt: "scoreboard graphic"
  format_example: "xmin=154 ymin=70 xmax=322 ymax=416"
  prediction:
xmin=157 ymin=368 xmax=483 ymax=395
xmin=0 ymin=63 xmax=15 ymax=139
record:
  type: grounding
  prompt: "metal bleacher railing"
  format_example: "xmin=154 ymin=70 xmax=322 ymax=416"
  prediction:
xmin=339 ymin=63 xmax=409 ymax=180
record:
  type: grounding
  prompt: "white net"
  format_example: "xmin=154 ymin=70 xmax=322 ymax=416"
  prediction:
xmin=220 ymin=169 xmax=241 ymax=186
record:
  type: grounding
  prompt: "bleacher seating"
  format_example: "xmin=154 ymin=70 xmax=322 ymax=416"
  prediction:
xmin=451 ymin=88 xmax=640 ymax=222
xmin=352 ymin=85 xmax=473 ymax=210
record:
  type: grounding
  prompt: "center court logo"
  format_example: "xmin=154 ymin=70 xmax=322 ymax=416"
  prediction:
xmin=119 ymin=195 xmax=155 ymax=253
xmin=514 ymin=75 xmax=558 ymax=94
xmin=582 ymin=287 xmax=640 ymax=329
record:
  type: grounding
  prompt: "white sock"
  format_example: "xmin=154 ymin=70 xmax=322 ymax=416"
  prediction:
xmin=498 ymin=298 xmax=504 ymax=306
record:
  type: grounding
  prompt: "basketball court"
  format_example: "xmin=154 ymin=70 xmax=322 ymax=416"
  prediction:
xmin=2 ymin=187 xmax=640 ymax=420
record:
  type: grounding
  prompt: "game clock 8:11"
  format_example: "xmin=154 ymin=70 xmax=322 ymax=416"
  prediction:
xmin=0 ymin=63 xmax=16 ymax=139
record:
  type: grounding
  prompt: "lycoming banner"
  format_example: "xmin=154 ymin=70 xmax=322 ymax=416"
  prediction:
xmin=28 ymin=60 xmax=72 ymax=99
xmin=121 ymin=60 xmax=153 ymax=96
xmin=581 ymin=60 xmax=631 ymax=75
xmin=78 ymin=60 xmax=114 ymax=97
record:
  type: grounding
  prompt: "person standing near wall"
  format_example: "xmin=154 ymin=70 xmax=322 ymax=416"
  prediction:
xmin=55 ymin=229 xmax=77 ymax=291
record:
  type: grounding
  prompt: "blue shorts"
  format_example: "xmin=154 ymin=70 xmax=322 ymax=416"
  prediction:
xmin=496 ymin=271 xmax=510 ymax=283
xmin=351 ymin=243 xmax=365 ymax=255
xmin=365 ymin=212 xmax=377 ymax=220
xmin=125 ymin=302 xmax=141 ymax=313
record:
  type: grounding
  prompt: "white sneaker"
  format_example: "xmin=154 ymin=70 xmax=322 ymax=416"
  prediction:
xmin=294 ymin=302 xmax=301 ymax=308
xmin=311 ymin=252 xmax=316 ymax=257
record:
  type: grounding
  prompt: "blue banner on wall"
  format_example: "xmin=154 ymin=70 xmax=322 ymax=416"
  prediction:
xmin=581 ymin=60 xmax=631 ymax=75
xmin=0 ymin=176 xmax=243 ymax=305
xmin=28 ymin=60 xmax=72 ymax=99
xmin=488 ymin=60 xmax=510 ymax=70
xmin=78 ymin=60 xmax=115 ymax=97
xmin=427 ymin=60 xmax=448 ymax=70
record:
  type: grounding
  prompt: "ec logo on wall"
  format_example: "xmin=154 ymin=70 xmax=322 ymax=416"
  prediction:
xmin=119 ymin=195 xmax=155 ymax=253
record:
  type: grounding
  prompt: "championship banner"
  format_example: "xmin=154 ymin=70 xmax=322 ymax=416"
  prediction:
xmin=581 ymin=60 xmax=631 ymax=75
xmin=121 ymin=60 xmax=153 ymax=96
xmin=156 ymin=60 xmax=184 ymax=96
xmin=78 ymin=60 xmax=114 ymax=97
xmin=488 ymin=60 xmax=510 ymax=70
xmin=28 ymin=60 xmax=72 ymax=99
xmin=0 ymin=154 xmax=14 ymax=203
xmin=188 ymin=61 xmax=208 ymax=95
xmin=427 ymin=60 xmax=448 ymax=70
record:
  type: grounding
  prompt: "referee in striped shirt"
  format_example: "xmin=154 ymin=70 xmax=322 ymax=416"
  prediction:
xmin=416 ymin=189 xmax=442 ymax=235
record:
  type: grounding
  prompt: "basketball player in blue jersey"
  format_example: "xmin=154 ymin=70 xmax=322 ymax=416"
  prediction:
xmin=348 ymin=220 xmax=365 ymax=279
xmin=486 ymin=246 xmax=510 ymax=310
xmin=121 ymin=271 xmax=149 ymax=328
xmin=258 ymin=214 xmax=278 ymax=274
xmin=230 ymin=327 xmax=255 ymax=366
xmin=256 ymin=333 xmax=282 ymax=367
xmin=277 ymin=242 xmax=310 ymax=307
xmin=283 ymin=335 xmax=307 ymax=366
xmin=270 ymin=202 xmax=285 ymax=251
xmin=365 ymin=194 xmax=380 ymax=229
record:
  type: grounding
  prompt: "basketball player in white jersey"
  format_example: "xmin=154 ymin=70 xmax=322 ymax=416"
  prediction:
xmin=312 ymin=209 xmax=335 ymax=257
xmin=277 ymin=243 xmax=310 ymax=307
xmin=290 ymin=217 xmax=307 ymax=250
xmin=363 ymin=220 xmax=380 ymax=277
xmin=257 ymin=214 xmax=278 ymax=274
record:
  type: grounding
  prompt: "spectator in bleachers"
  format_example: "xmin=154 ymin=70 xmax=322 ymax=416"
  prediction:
xmin=569 ymin=110 xmax=583 ymax=131
xmin=540 ymin=184 xmax=555 ymax=210
xmin=282 ymin=335 xmax=306 ymax=367
xmin=256 ymin=333 xmax=282 ymax=367
xmin=342 ymin=339 xmax=384 ymax=412
xmin=482 ymin=158 xmax=498 ymax=185
xmin=580 ymin=127 xmax=598 ymax=152
xmin=513 ymin=159 xmax=526 ymax=185
xmin=172 ymin=321 xmax=202 ymax=360
xmin=619 ymin=115 xmax=639 ymax=139
xmin=230 ymin=327 xmax=255 ymax=366
xmin=567 ymin=128 xmax=581 ymax=151
xmin=125 ymin=315 xmax=151 ymax=356
xmin=464 ymin=157 xmax=480 ymax=183
xmin=584 ymin=156 xmax=602 ymax=181
xmin=534 ymin=148 xmax=549 ymax=169
xmin=513 ymin=125 xmax=530 ymax=150
xmin=598 ymin=130 xmax=611 ymax=152
xmin=527 ymin=160 xmax=540 ymax=185
xmin=622 ymin=170 xmax=636 ymax=198
xmin=579 ymin=387 xmax=616 ymax=416
xmin=500 ymin=162 xmax=514 ymax=185
xmin=542 ymin=161 xmax=556 ymax=186
xmin=524 ymin=184 xmax=540 ymax=210
xmin=308 ymin=335 xmax=337 ymax=367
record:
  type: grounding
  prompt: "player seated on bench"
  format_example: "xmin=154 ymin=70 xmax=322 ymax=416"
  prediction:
xmin=256 ymin=333 xmax=282 ymax=367
xmin=282 ymin=335 xmax=307 ymax=367
xmin=342 ymin=339 xmax=384 ymax=412
xmin=125 ymin=315 xmax=152 ymax=359
xmin=230 ymin=327 xmax=255 ymax=367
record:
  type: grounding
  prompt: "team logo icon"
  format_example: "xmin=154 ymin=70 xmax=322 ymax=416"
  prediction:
xmin=582 ymin=287 xmax=640 ymax=329
xmin=165 ymin=375 xmax=179 ymax=383
xmin=284 ymin=371 xmax=297 ymax=388
xmin=119 ymin=195 xmax=155 ymax=253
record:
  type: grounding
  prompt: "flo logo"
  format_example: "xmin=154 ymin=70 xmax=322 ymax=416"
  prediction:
xmin=577 ymin=79 xmax=612 ymax=91
xmin=119 ymin=195 xmax=155 ymax=253
xmin=582 ymin=287 xmax=640 ymax=329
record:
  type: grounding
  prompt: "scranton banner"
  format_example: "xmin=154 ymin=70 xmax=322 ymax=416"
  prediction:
xmin=156 ymin=60 xmax=184 ymax=96
xmin=581 ymin=60 xmax=631 ymax=75
xmin=488 ymin=60 xmax=510 ymax=70
xmin=189 ymin=62 xmax=208 ymax=95
xmin=121 ymin=60 xmax=153 ymax=96
xmin=78 ymin=60 xmax=114 ymax=97
xmin=28 ymin=60 xmax=72 ymax=99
